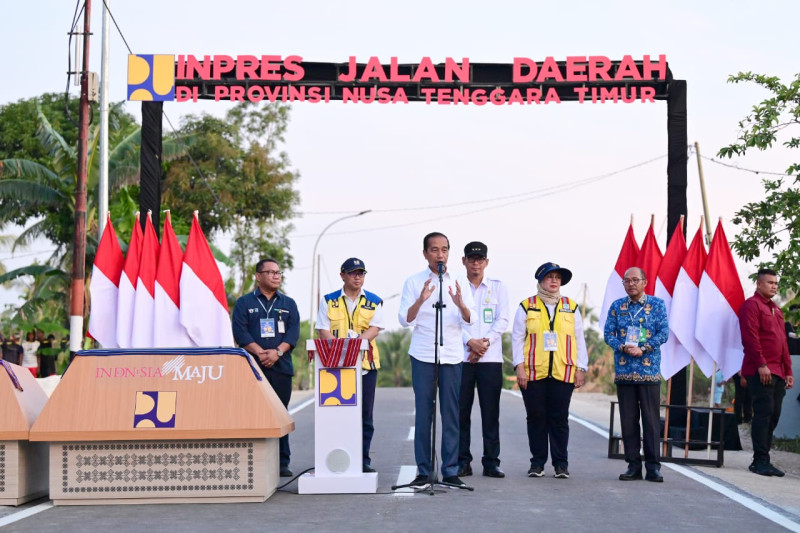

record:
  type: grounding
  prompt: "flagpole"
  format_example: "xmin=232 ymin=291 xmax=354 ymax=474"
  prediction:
xmin=704 ymin=217 xmax=724 ymax=458
xmin=662 ymin=215 xmax=683 ymax=457
xmin=694 ymin=142 xmax=714 ymax=245
xmin=684 ymin=361 xmax=694 ymax=458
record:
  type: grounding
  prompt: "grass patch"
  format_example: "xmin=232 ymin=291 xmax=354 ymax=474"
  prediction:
xmin=773 ymin=437 xmax=800 ymax=454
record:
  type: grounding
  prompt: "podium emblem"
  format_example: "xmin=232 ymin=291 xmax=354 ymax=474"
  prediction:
xmin=319 ymin=368 xmax=357 ymax=406
xmin=134 ymin=391 xmax=177 ymax=428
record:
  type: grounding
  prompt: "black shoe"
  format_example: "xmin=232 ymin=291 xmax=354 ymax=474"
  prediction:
xmin=280 ymin=466 xmax=293 ymax=478
xmin=458 ymin=464 xmax=473 ymax=477
xmin=442 ymin=476 xmax=466 ymax=487
xmin=527 ymin=465 xmax=544 ymax=478
xmin=409 ymin=475 xmax=430 ymax=489
xmin=363 ymin=465 xmax=376 ymax=473
xmin=751 ymin=463 xmax=773 ymax=477
xmin=645 ymin=469 xmax=663 ymax=482
xmin=553 ymin=465 xmax=570 ymax=479
xmin=482 ymin=466 xmax=505 ymax=478
xmin=748 ymin=462 xmax=757 ymax=473
xmin=619 ymin=467 xmax=642 ymax=481
xmin=768 ymin=464 xmax=785 ymax=477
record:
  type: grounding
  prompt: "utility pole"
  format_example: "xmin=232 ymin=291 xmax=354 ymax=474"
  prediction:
xmin=70 ymin=0 xmax=91 ymax=353
xmin=580 ymin=282 xmax=587 ymax=322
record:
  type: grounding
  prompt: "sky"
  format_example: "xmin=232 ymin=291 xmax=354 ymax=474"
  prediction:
xmin=1 ymin=0 xmax=798 ymax=333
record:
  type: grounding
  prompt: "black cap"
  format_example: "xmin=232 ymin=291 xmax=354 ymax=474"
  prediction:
xmin=535 ymin=262 xmax=573 ymax=285
xmin=340 ymin=257 xmax=367 ymax=273
xmin=463 ymin=241 xmax=488 ymax=258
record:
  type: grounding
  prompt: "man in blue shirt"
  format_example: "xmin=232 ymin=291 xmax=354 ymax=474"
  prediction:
xmin=604 ymin=267 xmax=669 ymax=483
xmin=232 ymin=257 xmax=300 ymax=477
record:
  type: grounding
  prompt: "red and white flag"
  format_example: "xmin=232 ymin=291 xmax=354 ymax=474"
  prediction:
xmin=669 ymin=223 xmax=714 ymax=377
xmin=88 ymin=214 xmax=124 ymax=348
xmin=695 ymin=221 xmax=745 ymax=380
xmin=131 ymin=212 xmax=160 ymax=348
xmin=599 ymin=221 xmax=640 ymax=332
xmin=654 ymin=219 xmax=691 ymax=379
xmin=179 ymin=212 xmax=234 ymax=347
xmin=116 ymin=213 xmax=143 ymax=348
xmin=154 ymin=212 xmax=195 ymax=348
xmin=636 ymin=219 xmax=663 ymax=296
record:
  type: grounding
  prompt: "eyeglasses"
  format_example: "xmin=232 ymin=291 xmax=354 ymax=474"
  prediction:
xmin=622 ymin=278 xmax=644 ymax=285
xmin=258 ymin=270 xmax=283 ymax=276
xmin=345 ymin=270 xmax=367 ymax=278
xmin=466 ymin=257 xmax=486 ymax=263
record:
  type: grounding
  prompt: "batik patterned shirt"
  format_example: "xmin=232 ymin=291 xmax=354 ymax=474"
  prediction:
xmin=604 ymin=294 xmax=669 ymax=383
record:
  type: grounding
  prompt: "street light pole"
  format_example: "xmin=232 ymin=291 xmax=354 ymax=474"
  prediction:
xmin=308 ymin=210 xmax=371 ymax=387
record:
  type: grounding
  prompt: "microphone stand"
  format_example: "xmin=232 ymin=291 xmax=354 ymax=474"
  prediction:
xmin=393 ymin=261 xmax=473 ymax=494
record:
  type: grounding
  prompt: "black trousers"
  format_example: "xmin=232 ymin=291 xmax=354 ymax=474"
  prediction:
xmin=458 ymin=362 xmax=503 ymax=469
xmin=733 ymin=373 xmax=753 ymax=423
xmin=746 ymin=374 xmax=786 ymax=466
xmin=263 ymin=367 xmax=293 ymax=467
xmin=362 ymin=369 xmax=377 ymax=467
xmin=617 ymin=383 xmax=661 ymax=472
xmin=520 ymin=377 xmax=574 ymax=468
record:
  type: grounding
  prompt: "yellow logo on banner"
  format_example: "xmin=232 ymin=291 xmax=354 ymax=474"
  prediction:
xmin=319 ymin=368 xmax=357 ymax=406
xmin=128 ymin=54 xmax=175 ymax=101
xmin=134 ymin=391 xmax=177 ymax=428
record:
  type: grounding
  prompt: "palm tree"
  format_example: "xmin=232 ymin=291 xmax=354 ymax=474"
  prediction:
xmin=0 ymin=104 xmax=185 ymax=328
xmin=376 ymin=329 xmax=412 ymax=387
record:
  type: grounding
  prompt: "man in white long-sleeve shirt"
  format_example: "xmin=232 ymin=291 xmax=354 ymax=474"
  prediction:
xmin=458 ymin=241 xmax=509 ymax=479
xmin=511 ymin=262 xmax=588 ymax=480
xmin=398 ymin=232 xmax=475 ymax=488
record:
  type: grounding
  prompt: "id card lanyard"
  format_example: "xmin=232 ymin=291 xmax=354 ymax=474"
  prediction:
xmin=256 ymin=290 xmax=277 ymax=317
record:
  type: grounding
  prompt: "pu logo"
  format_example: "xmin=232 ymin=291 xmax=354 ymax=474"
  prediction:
xmin=128 ymin=54 xmax=175 ymax=101
xmin=134 ymin=391 xmax=177 ymax=428
xmin=319 ymin=368 xmax=357 ymax=406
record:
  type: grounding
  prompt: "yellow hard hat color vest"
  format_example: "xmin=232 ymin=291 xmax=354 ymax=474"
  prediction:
xmin=521 ymin=296 xmax=579 ymax=383
xmin=324 ymin=290 xmax=382 ymax=370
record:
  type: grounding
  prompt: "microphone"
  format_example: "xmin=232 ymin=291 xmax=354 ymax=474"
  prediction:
xmin=437 ymin=261 xmax=444 ymax=276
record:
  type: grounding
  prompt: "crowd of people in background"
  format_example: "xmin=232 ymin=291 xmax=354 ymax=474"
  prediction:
xmin=0 ymin=329 xmax=64 ymax=377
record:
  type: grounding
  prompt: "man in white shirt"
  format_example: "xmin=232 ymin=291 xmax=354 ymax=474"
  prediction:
xmin=458 ymin=241 xmax=509 ymax=479
xmin=398 ymin=232 xmax=475 ymax=488
xmin=316 ymin=257 xmax=385 ymax=473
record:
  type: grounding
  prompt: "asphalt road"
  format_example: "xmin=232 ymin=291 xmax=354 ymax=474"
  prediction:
xmin=1 ymin=387 xmax=797 ymax=532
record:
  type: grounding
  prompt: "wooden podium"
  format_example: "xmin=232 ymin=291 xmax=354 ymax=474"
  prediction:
xmin=298 ymin=339 xmax=377 ymax=494
xmin=0 ymin=362 xmax=49 ymax=505
xmin=29 ymin=348 xmax=293 ymax=505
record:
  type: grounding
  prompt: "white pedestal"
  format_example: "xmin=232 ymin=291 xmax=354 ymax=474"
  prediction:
xmin=298 ymin=339 xmax=377 ymax=494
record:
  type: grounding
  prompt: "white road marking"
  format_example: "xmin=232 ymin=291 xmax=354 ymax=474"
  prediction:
xmin=0 ymin=502 xmax=53 ymax=528
xmin=567 ymin=412 xmax=800 ymax=532
xmin=393 ymin=465 xmax=418 ymax=496
xmin=407 ymin=427 xmax=415 ymax=441
xmin=289 ymin=397 xmax=315 ymax=415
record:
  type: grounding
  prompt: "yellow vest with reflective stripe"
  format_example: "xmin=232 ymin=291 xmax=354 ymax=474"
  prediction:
xmin=324 ymin=290 xmax=381 ymax=370
xmin=520 ymin=296 xmax=578 ymax=383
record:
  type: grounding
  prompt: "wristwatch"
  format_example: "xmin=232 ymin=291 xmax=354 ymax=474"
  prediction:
xmin=276 ymin=349 xmax=284 ymax=358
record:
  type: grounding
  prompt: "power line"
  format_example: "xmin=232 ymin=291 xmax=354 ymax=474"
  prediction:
xmin=299 ymin=154 xmax=668 ymax=216
xmin=691 ymin=150 xmax=791 ymax=177
xmin=101 ymin=0 xmax=132 ymax=53
xmin=292 ymin=154 xmax=669 ymax=237
xmin=96 ymin=1 xmax=225 ymax=214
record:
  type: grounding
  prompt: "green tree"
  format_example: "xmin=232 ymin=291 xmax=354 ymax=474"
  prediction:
xmin=0 ymin=93 xmax=86 ymax=166
xmin=164 ymin=103 xmax=299 ymax=296
xmin=376 ymin=329 xmax=412 ymax=387
xmin=0 ymin=101 xmax=183 ymax=330
xmin=718 ymin=72 xmax=800 ymax=290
